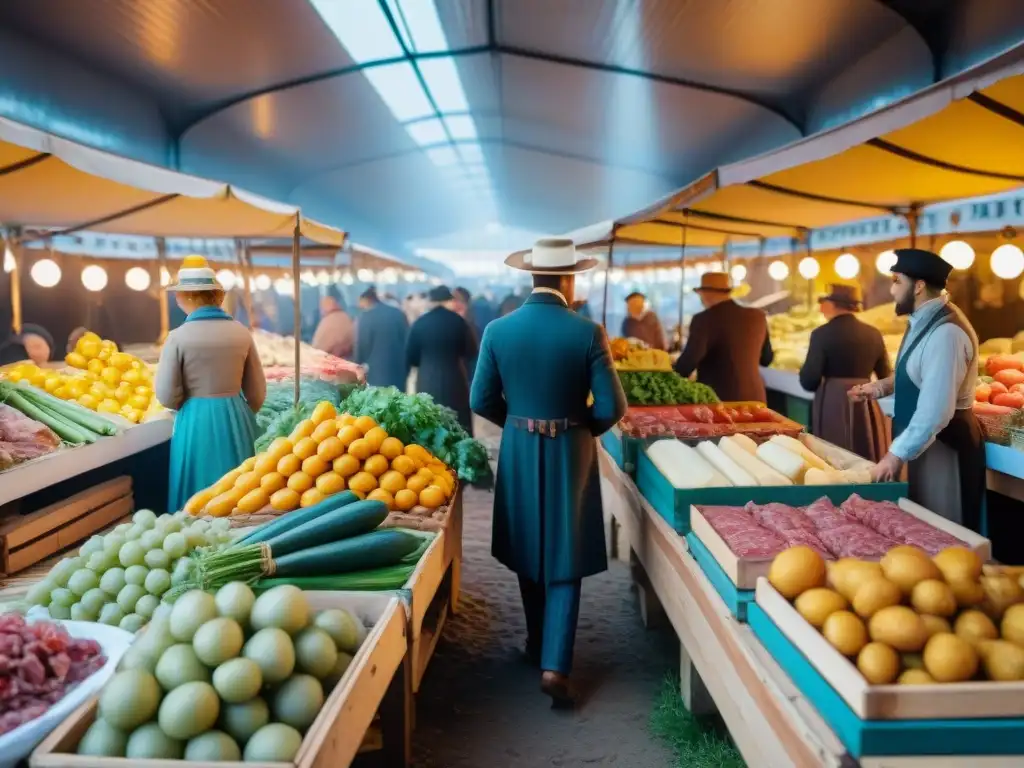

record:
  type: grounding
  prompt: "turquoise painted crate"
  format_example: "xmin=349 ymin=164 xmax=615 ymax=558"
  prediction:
xmin=748 ymin=603 xmax=1024 ymax=758
xmin=685 ymin=532 xmax=753 ymax=621
xmin=635 ymin=448 xmax=908 ymax=534
xmin=600 ymin=429 xmax=646 ymax=476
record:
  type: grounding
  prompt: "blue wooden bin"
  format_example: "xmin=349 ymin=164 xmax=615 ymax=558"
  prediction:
xmin=748 ymin=604 xmax=1024 ymax=758
xmin=635 ymin=447 xmax=909 ymax=534
xmin=600 ymin=429 xmax=647 ymax=476
xmin=686 ymin=533 xmax=754 ymax=621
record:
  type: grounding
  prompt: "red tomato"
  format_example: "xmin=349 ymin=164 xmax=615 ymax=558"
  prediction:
xmin=994 ymin=368 xmax=1024 ymax=388
xmin=1012 ymin=383 xmax=1024 ymax=396
xmin=975 ymin=383 xmax=992 ymax=403
xmin=989 ymin=381 xmax=1009 ymax=396
xmin=985 ymin=354 xmax=1024 ymax=377
xmin=992 ymin=392 xmax=1024 ymax=409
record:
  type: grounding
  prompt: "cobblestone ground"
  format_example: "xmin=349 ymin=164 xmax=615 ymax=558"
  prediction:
xmin=412 ymin=424 xmax=677 ymax=767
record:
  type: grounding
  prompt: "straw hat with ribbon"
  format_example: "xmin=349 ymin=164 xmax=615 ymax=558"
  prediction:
xmin=505 ymin=238 xmax=598 ymax=274
xmin=693 ymin=272 xmax=732 ymax=293
xmin=167 ymin=255 xmax=222 ymax=292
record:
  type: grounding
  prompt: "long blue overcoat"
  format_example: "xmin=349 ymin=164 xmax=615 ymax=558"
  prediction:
xmin=470 ymin=292 xmax=627 ymax=584
xmin=354 ymin=302 xmax=409 ymax=390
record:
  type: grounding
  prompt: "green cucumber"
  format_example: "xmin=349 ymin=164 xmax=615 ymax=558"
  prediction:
xmin=265 ymin=499 xmax=388 ymax=557
xmin=234 ymin=491 xmax=358 ymax=547
xmin=271 ymin=530 xmax=421 ymax=578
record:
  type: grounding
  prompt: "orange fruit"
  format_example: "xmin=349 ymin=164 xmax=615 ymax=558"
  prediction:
xmin=379 ymin=470 xmax=406 ymax=494
xmin=310 ymin=401 xmax=337 ymax=425
xmin=391 ymin=455 xmax=416 ymax=476
xmin=364 ymin=454 xmax=389 ymax=477
xmin=317 ymin=436 xmax=345 ymax=462
xmin=293 ymin=437 xmax=318 ymax=460
xmin=287 ymin=471 xmax=314 ymax=493
xmin=234 ymin=471 xmax=262 ymax=494
xmin=239 ymin=456 xmax=257 ymax=472
xmin=302 ymin=455 xmax=329 ymax=478
xmin=311 ymin=419 xmax=339 ymax=443
xmin=338 ymin=425 xmax=362 ymax=447
xmin=337 ymin=413 xmax=357 ymax=427
xmin=406 ymin=475 xmax=429 ymax=494
xmin=266 ymin=438 xmax=294 ymax=461
xmin=277 ymin=453 xmax=302 ymax=477
xmin=368 ymin=488 xmax=395 ymax=508
xmin=253 ymin=453 xmax=279 ymax=476
xmin=350 ymin=490 xmax=366 ymax=500
xmin=364 ymin=426 xmax=388 ymax=452
xmin=237 ymin=488 xmax=270 ymax=514
xmin=301 ymin=488 xmax=325 ymax=508
xmin=211 ymin=469 xmax=243 ymax=495
xmin=394 ymin=489 xmax=418 ymax=511
xmin=289 ymin=419 xmax=315 ymax=441
xmin=354 ymin=415 xmax=378 ymax=434
xmin=348 ymin=472 xmax=378 ymax=495
xmin=260 ymin=472 xmax=287 ymax=494
xmin=416 ymin=467 xmax=435 ymax=483
xmin=316 ymin=472 xmax=345 ymax=495
xmin=419 ymin=486 xmax=445 ymax=509
xmin=348 ymin=438 xmax=373 ymax=460
xmin=404 ymin=444 xmax=424 ymax=459
xmin=333 ymin=454 xmax=361 ymax=477
xmin=379 ymin=437 xmax=404 ymax=460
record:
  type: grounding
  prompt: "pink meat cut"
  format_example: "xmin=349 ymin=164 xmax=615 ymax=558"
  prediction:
xmin=698 ymin=506 xmax=787 ymax=558
xmin=840 ymin=495 xmax=964 ymax=555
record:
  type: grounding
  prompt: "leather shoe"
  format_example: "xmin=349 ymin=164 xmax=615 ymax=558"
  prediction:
xmin=540 ymin=670 xmax=577 ymax=708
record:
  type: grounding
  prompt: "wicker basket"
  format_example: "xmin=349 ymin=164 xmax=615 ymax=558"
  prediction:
xmin=976 ymin=410 xmax=1016 ymax=445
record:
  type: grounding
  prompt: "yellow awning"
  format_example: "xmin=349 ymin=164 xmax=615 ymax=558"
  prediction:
xmin=0 ymin=117 xmax=345 ymax=245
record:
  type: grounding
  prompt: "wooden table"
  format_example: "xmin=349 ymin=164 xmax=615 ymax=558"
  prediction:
xmin=598 ymin=445 xmax=851 ymax=768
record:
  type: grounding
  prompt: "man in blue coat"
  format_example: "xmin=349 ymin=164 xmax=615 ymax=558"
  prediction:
xmin=471 ymin=238 xmax=627 ymax=706
xmin=354 ymin=287 xmax=409 ymax=390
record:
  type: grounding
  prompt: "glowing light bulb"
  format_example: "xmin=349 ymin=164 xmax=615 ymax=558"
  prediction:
xmin=835 ymin=252 xmax=861 ymax=279
xmin=125 ymin=267 xmax=151 ymax=291
xmin=215 ymin=269 xmax=236 ymax=290
xmin=254 ymin=274 xmax=271 ymax=291
xmin=940 ymin=240 xmax=975 ymax=271
xmin=991 ymin=243 xmax=1024 ymax=280
xmin=274 ymin=277 xmax=295 ymax=296
xmin=729 ymin=264 xmax=747 ymax=283
xmin=876 ymin=250 xmax=897 ymax=276
xmin=798 ymin=257 xmax=820 ymax=279
xmin=768 ymin=260 xmax=789 ymax=281
xmin=31 ymin=259 xmax=61 ymax=288
xmin=81 ymin=265 xmax=107 ymax=292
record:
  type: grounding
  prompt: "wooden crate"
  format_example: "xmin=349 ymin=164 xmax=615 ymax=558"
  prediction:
xmin=0 ymin=477 xmax=133 ymax=575
xmin=405 ymin=522 xmax=455 ymax=694
xmin=755 ymin=578 xmax=1024 ymax=721
xmin=32 ymin=592 xmax=410 ymax=768
xmin=689 ymin=498 xmax=992 ymax=594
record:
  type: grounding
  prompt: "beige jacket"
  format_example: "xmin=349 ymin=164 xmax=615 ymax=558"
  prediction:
xmin=311 ymin=310 xmax=355 ymax=359
xmin=155 ymin=320 xmax=266 ymax=412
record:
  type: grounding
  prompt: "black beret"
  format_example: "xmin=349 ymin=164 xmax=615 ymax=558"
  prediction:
xmin=891 ymin=248 xmax=952 ymax=288
xmin=428 ymin=285 xmax=454 ymax=303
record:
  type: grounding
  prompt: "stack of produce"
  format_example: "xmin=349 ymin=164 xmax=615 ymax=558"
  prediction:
xmin=619 ymin=403 xmax=801 ymax=440
xmin=768 ymin=303 xmax=905 ymax=373
xmin=75 ymin=584 xmax=366 ymax=761
xmin=340 ymin=386 xmax=492 ymax=486
xmin=24 ymin=509 xmax=235 ymax=630
xmin=0 ymin=402 xmax=60 ymax=470
xmin=0 ymin=613 xmax=107 ymax=736
xmin=0 ymin=381 xmax=119 ymax=446
xmin=611 ymin=338 xmax=673 ymax=371
xmin=768 ymin=543 xmax=1024 ymax=684
xmin=251 ymin=329 xmax=363 ymax=382
xmin=186 ymin=401 xmax=458 ymax=517
xmin=175 ymin=494 xmax=421 ymax=594
xmin=698 ymin=494 xmax=969 ymax=562
xmin=618 ymin=371 xmax=718 ymax=406
xmin=647 ymin=433 xmax=873 ymax=488
xmin=254 ymin=378 xmax=359 ymax=453
xmin=1 ymin=331 xmax=156 ymax=424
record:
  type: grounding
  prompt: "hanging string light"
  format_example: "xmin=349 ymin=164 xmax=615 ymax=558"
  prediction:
xmin=768 ymin=260 xmax=789 ymax=281
xmin=31 ymin=259 xmax=61 ymax=287
xmin=125 ymin=267 xmax=151 ymax=291
xmin=215 ymin=269 xmax=236 ymax=290
xmin=254 ymin=274 xmax=272 ymax=291
xmin=940 ymin=240 xmax=975 ymax=271
xmin=876 ymin=249 xmax=897 ymax=276
xmin=729 ymin=263 xmax=747 ymax=283
xmin=834 ymin=252 xmax=861 ymax=279
xmin=991 ymin=243 xmax=1024 ymax=280
xmin=798 ymin=256 xmax=820 ymax=279
xmin=81 ymin=265 xmax=108 ymax=292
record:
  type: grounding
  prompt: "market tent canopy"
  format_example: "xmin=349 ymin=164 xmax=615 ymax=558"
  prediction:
xmin=0 ymin=117 xmax=344 ymax=245
xmin=622 ymin=56 xmax=1024 ymax=239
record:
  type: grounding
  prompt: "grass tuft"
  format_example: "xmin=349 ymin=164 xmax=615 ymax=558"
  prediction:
xmin=649 ymin=674 xmax=746 ymax=768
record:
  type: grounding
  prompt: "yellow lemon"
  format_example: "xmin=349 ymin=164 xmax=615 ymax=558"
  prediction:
xmin=310 ymin=401 xmax=337 ymax=425
xmin=332 ymin=454 xmax=361 ymax=478
xmin=260 ymin=472 xmax=287 ymax=494
xmin=347 ymin=438 xmax=373 ymax=460
xmin=394 ymin=489 xmax=418 ymax=511
xmin=353 ymin=415 xmax=378 ymax=435
xmin=289 ymin=419 xmax=315 ymax=441
xmin=270 ymin=488 xmax=301 ymax=512
xmin=368 ymin=488 xmax=395 ymax=508
xmin=100 ymin=367 xmax=121 ymax=387
xmin=97 ymin=399 xmax=121 ymax=414
xmin=316 ymin=472 xmax=345 ymax=495
xmin=379 ymin=437 xmax=404 ymax=460
xmin=391 ymin=455 xmax=416 ymax=476
xmin=364 ymin=454 xmax=389 ymax=477
xmin=77 ymin=393 xmax=99 ymax=410
xmin=301 ymin=455 xmax=329 ymax=478
xmin=419 ymin=486 xmax=446 ymax=509
xmin=277 ymin=453 xmax=302 ymax=477
xmin=79 ymin=339 xmax=101 ymax=359
xmin=292 ymin=436 xmax=318 ymax=460
xmin=287 ymin=471 xmax=314 ymax=493
xmin=300 ymin=488 xmax=325 ymax=508
xmin=121 ymin=369 xmax=142 ymax=385
xmin=65 ymin=352 xmax=88 ymax=369
xmin=337 ymin=425 xmax=362 ymax=447
xmin=109 ymin=352 xmax=134 ymax=371
xmin=348 ymin=472 xmax=378 ymax=495
xmin=379 ymin=470 xmax=406 ymax=494
xmin=311 ymin=419 xmax=339 ymax=443
xmin=364 ymin=426 xmax=388 ymax=453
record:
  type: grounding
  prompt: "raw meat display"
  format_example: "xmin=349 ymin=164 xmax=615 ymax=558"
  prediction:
xmin=840 ymin=494 xmax=965 ymax=554
xmin=0 ymin=614 xmax=105 ymax=736
xmin=0 ymin=403 xmax=61 ymax=471
xmin=619 ymin=404 xmax=802 ymax=440
xmin=697 ymin=495 xmax=966 ymax=562
xmin=699 ymin=506 xmax=786 ymax=558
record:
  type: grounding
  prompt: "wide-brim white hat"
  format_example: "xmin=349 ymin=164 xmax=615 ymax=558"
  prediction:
xmin=167 ymin=256 xmax=222 ymax=292
xmin=505 ymin=237 xmax=598 ymax=274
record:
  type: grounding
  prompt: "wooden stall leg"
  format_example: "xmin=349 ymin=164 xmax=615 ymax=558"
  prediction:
xmin=605 ymin=511 xmax=618 ymax=560
xmin=372 ymin=652 xmax=413 ymax=768
xmin=630 ymin=551 xmax=666 ymax=629
xmin=680 ymin=643 xmax=716 ymax=717
xmin=449 ymin=556 xmax=461 ymax=615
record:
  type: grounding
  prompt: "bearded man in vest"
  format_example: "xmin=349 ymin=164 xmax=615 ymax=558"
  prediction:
xmin=471 ymin=238 xmax=627 ymax=706
xmin=850 ymin=248 xmax=985 ymax=530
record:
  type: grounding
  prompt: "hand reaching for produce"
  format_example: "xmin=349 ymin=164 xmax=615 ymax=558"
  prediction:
xmin=870 ymin=453 xmax=903 ymax=483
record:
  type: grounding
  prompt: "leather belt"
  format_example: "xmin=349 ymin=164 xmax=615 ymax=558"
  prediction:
xmin=507 ymin=416 xmax=579 ymax=437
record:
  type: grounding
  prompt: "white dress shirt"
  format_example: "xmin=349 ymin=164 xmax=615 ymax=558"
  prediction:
xmin=890 ymin=297 xmax=977 ymax=462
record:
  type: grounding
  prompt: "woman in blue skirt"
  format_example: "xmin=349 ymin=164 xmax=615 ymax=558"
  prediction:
xmin=155 ymin=256 xmax=266 ymax=512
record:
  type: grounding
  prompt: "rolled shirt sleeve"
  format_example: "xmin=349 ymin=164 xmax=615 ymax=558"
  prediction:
xmin=890 ymin=325 xmax=973 ymax=462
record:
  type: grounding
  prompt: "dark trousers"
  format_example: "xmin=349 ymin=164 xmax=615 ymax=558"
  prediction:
xmin=518 ymin=576 xmax=582 ymax=675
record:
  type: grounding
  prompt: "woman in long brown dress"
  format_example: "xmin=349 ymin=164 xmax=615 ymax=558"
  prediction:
xmin=799 ymin=284 xmax=891 ymax=462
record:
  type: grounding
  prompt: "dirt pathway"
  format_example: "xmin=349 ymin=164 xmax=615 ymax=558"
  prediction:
xmin=412 ymin=471 xmax=677 ymax=767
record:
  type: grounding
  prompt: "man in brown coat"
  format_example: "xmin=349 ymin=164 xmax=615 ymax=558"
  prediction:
xmin=674 ymin=272 xmax=773 ymax=402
